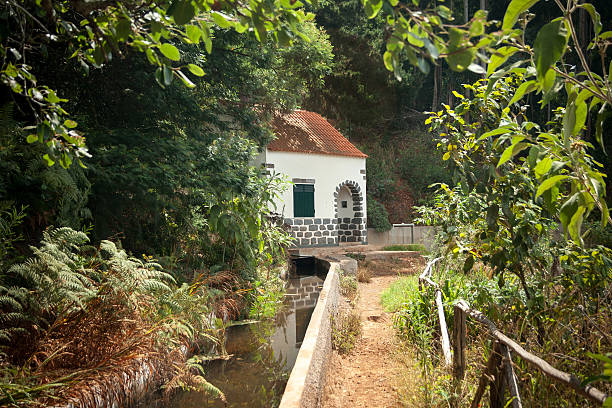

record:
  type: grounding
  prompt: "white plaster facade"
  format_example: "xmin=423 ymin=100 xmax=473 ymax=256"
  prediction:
xmin=256 ymin=149 xmax=367 ymax=247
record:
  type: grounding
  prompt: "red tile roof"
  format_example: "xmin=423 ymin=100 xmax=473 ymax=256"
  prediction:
xmin=266 ymin=110 xmax=367 ymax=158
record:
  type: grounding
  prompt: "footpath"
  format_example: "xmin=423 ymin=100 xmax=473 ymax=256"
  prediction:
xmin=321 ymin=257 xmax=424 ymax=408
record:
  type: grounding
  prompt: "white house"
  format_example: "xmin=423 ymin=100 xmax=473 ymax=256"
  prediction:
xmin=257 ymin=110 xmax=368 ymax=247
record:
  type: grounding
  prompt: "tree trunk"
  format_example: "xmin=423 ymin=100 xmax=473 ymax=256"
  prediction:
xmin=432 ymin=64 xmax=440 ymax=111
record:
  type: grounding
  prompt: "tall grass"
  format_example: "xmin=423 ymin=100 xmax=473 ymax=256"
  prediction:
xmin=382 ymin=244 xmax=427 ymax=253
xmin=383 ymin=262 xmax=612 ymax=407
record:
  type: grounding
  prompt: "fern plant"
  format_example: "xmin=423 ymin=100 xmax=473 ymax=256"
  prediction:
xmin=0 ymin=227 xmax=227 ymax=406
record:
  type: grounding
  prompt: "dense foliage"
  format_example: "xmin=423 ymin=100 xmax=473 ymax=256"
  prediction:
xmin=375 ymin=0 xmax=612 ymax=406
xmin=0 ymin=0 xmax=335 ymax=405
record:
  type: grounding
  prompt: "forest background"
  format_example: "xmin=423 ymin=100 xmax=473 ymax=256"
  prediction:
xmin=0 ymin=0 xmax=611 ymax=405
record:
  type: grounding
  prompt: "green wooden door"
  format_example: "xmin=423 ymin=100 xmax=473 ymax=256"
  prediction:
xmin=293 ymin=184 xmax=315 ymax=217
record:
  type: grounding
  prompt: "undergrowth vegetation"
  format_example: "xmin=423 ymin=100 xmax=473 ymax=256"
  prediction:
xmin=331 ymin=309 xmax=362 ymax=355
xmin=339 ymin=270 xmax=358 ymax=302
xmin=0 ymin=216 xmax=290 ymax=406
xmin=385 ymin=251 xmax=611 ymax=407
xmin=382 ymin=244 xmax=427 ymax=253
xmin=0 ymin=227 xmax=232 ymax=406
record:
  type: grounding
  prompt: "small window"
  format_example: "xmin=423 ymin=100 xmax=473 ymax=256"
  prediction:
xmin=293 ymin=184 xmax=315 ymax=217
xmin=341 ymin=200 xmax=348 ymax=208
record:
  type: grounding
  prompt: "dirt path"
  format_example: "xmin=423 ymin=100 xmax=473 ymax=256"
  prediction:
xmin=321 ymin=258 xmax=423 ymax=408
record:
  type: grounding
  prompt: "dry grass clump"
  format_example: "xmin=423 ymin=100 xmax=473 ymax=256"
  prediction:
xmin=357 ymin=265 xmax=371 ymax=283
xmin=331 ymin=309 xmax=362 ymax=354
xmin=339 ymin=271 xmax=358 ymax=301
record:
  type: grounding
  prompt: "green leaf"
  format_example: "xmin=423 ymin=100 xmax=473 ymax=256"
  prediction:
xmin=595 ymin=109 xmax=610 ymax=153
xmin=542 ymin=68 xmax=556 ymax=92
xmin=467 ymin=63 xmax=485 ymax=74
xmin=163 ymin=65 xmax=173 ymax=86
xmin=563 ymin=99 xmax=576 ymax=146
xmin=535 ymin=175 xmax=569 ymax=198
xmin=205 ymin=37 xmax=212 ymax=54
xmin=507 ymin=80 xmax=536 ymax=106
xmin=447 ymin=28 xmax=475 ymax=72
xmin=64 ymin=119 xmax=78 ymax=128
xmin=422 ymin=38 xmax=440 ymax=59
xmin=502 ymin=0 xmax=539 ymax=30
xmin=568 ymin=205 xmax=586 ymax=243
xmin=469 ymin=20 xmax=484 ymax=37
xmin=26 ymin=134 xmax=38 ymax=144
xmin=436 ymin=5 xmax=452 ymax=20
xmin=115 ymin=19 xmax=131 ymax=41
xmin=448 ymin=48 xmax=476 ymax=72
xmin=212 ymin=12 xmax=232 ymax=29
xmin=187 ymin=64 xmax=205 ymax=77
xmin=176 ymin=70 xmax=195 ymax=88
xmin=533 ymin=20 xmax=568 ymax=81
xmin=170 ymin=0 xmax=195 ymax=25
xmin=600 ymin=201 xmax=609 ymax=228
xmin=497 ymin=141 xmax=529 ymax=167
xmin=383 ymin=50 xmax=394 ymax=71
xmin=533 ymin=157 xmax=552 ymax=178
xmin=417 ymin=57 xmax=430 ymax=74
xmin=573 ymin=101 xmax=587 ymax=135
xmin=253 ymin=18 xmax=267 ymax=42
xmin=578 ymin=4 xmax=601 ymax=36
xmin=364 ymin=0 xmax=383 ymax=19
xmin=477 ymin=125 xmax=513 ymax=141
xmin=160 ymin=43 xmax=180 ymax=61
xmin=185 ymin=25 xmax=201 ymax=44
xmin=43 ymin=153 xmax=55 ymax=166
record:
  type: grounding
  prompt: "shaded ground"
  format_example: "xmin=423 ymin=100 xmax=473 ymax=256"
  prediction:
xmin=321 ymin=257 xmax=425 ymax=408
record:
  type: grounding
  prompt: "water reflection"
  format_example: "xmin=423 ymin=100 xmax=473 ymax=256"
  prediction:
xmin=168 ymin=274 xmax=324 ymax=408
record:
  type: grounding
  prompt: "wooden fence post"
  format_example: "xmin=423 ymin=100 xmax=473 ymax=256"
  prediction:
xmin=436 ymin=289 xmax=452 ymax=366
xmin=453 ymin=304 xmax=466 ymax=381
xmin=490 ymin=352 xmax=506 ymax=408
xmin=502 ymin=344 xmax=523 ymax=408
xmin=471 ymin=341 xmax=502 ymax=408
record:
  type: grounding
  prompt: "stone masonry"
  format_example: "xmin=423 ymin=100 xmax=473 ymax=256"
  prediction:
xmin=283 ymin=179 xmax=367 ymax=247
xmin=334 ymin=180 xmax=367 ymax=244
xmin=284 ymin=217 xmax=338 ymax=247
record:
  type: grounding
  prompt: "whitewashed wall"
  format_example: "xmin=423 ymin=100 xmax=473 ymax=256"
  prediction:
xmin=265 ymin=150 xmax=366 ymax=218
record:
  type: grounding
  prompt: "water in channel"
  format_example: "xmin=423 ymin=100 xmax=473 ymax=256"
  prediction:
xmin=169 ymin=257 xmax=327 ymax=408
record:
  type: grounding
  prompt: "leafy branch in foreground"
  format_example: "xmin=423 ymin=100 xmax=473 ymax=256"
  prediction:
xmin=364 ymin=0 xmax=611 ymax=242
xmin=1 ymin=0 xmax=315 ymax=167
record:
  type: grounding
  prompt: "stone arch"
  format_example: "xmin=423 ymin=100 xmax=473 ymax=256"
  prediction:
xmin=334 ymin=180 xmax=367 ymax=243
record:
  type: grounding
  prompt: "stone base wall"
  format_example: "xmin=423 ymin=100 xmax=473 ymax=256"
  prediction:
xmin=278 ymin=261 xmax=339 ymax=408
xmin=284 ymin=218 xmax=338 ymax=247
xmin=337 ymin=217 xmax=367 ymax=244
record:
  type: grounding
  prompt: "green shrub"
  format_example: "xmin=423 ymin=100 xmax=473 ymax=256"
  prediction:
xmin=331 ymin=309 xmax=362 ymax=354
xmin=248 ymin=267 xmax=286 ymax=320
xmin=367 ymin=197 xmax=392 ymax=232
xmin=339 ymin=271 xmax=358 ymax=300
xmin=382 ymin=244 xmax=426 ymax=252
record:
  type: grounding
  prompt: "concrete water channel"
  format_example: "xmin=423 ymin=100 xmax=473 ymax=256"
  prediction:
xmin=155 ymin=256 xmax=332 ymax=408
